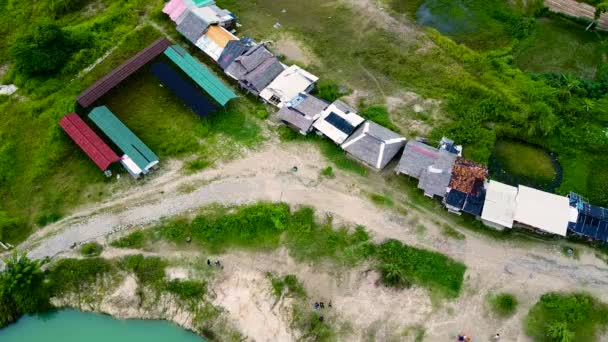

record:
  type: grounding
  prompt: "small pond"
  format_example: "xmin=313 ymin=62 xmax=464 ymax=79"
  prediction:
xmin=0 ymin=309 xmax=204 ymax=342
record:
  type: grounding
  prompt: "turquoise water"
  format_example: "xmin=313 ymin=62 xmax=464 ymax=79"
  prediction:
xmin=0 ymin=310 xmax=204 ymax=342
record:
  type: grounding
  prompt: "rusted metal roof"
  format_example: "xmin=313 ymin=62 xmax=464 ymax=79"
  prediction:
xmin=449 ymin=157 xmax=488 ymax=195
xmin=76 ymin=38 xmax=172 ymax=108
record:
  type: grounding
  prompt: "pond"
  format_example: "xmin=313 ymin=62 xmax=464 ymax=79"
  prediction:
xmin=0 ymin=310 xmax=204 ymax=342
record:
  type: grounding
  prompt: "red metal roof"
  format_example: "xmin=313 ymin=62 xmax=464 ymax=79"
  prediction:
xmin=76 ymin=37 xmax=172 ymax=107
xmin=59 ymin=113 xmax=121 ymax=171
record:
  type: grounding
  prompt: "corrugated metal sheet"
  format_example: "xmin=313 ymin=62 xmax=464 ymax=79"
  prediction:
xmin=164 ymin=45 xmax=236 ymax=106
xmin=59 ymin=113 xmax=120 ymax=171
xmin=193 ymin=0 xmax=214 ymax=7
xmin=77 ymin=38 xmax=172 ymax=108
xmin=88 ymin=106 xmax=159 ymax=172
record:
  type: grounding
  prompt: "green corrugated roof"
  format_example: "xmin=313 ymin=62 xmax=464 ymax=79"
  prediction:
xmin=192 ymin=0 xmax=214 ymax=7
xmin=164 ymin=45 xmax=237 ymax=106
xmin=88 ymin=106 xmax=158 ymax=172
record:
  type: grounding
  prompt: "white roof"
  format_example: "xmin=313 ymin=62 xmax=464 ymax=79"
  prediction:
xmin=195 ymin=35 xmax=223 ymax=61
xmin=313 ymin=101 xmax=364 ymax=144
xmin=190 ymin=6 xmax=222 ymax=24
xmin=259 ymin=65 xmax=319 ymax=107
xmin=514 ymin=185 xmax=570 ymax=236
xmin=481 ymin=181 xmax=518 ymax=228
xmin=120 ymin=155 xmax=143 ymax=178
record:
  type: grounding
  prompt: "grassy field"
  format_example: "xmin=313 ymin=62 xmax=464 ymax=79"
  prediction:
xmin=514 ymin=16 xmax=605 ymax=79
xmin=493 ymin=140 xmax=557 ymax=184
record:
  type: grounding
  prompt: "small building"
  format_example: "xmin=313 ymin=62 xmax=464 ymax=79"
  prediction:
xmin=190 ymin=5 xmax=236 ymax=28
xmin=164 ymin=45 xmax=237 ymax=106
xmin=58 ymin=113 xmax=120 ymax=173
xmin=312 ymin=100 xmax=365 ymax=145
xmin=163 ymin=0 xmax=190 ymax=22
xmin=276 ymin=93 xmax=327 ymax=135
xmin=195 ymin=25 xmax=238 ymax=61
xmin=259 ymin=65 xmax=319 ymax=108
xmin=341 ymin=121 xmax=406 ymax=171
xmin=513 ymin=185 xmax=570 ymax=236
xmin=225 ymin=44 xmax=285 ymax=96
xmin=88 ymin=106 xmax=159 ymax=178
xmin=444 ymin=157 xmax=488 ymax=216
xmin=567 ymin=193 xmax=608 ymax=242
xmin=218 ymin=38 xmax=253 ymax=70
xmin=395 ymin=139 xmax=459 ymax=198
xmin=481 ymin=181 xmax=519 ymax=230
xmin=176 ymin=9 xmax=210 ymax=44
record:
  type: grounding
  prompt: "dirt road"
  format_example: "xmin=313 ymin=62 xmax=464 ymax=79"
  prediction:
xmin=18 ymin=141 xmax=608 ymax=341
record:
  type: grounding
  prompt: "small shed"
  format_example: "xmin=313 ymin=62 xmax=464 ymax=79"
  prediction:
xmin=59 ymin=113 xmax=120 ymax=172
xmin=481 ymin=181 xmax=518 ymax=230
xmin=514 ymin=185 xmax=570 ymax=236
xmin=259 ymin=65 xmax=319 ymax=108
xmin=276 ymin=93 xmax=327 ymax=135
xmin=190 ymin=5 xmax=236 ymax=27
xmin=88 ymin=106 xmax=159 ymax=177
xmin=312 ymin=100 xmax=365 ymax=145
xmin=224 ymin=44 xmax=285 ymax=96
xmin=195 ymin=25 xmax=238 ymax=61
xmin=341 ymin=121 xmax=406 ymax=170
xmin=164 ymin=45 xmax=237 ymax=106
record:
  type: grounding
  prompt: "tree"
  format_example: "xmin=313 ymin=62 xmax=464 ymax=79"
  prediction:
xmin=10 ymin=23 xmax=75 ymax=76
xmin=0 ymin=252 xmax=49 ymax=327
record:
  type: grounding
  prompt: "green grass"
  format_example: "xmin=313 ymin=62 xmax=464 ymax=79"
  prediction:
xmin=514 ymin=15 xmax=606 ymax=79
xmin=525 ymin=292 xmax=608 ymax=341
xmin=320 ymin=166 xmax=335 ymax=178
xmin=119 ymin=254 xmax=167 ymax=290
xmin=369 ymin=193 xmax=394 ymax=207
xmin=267 ymin=273 xmax=306 ymax=299
xmin=488 ymin=293 xmax=518 ymax=317
xmin=441 ymin=225 xmax=466 ymax=240
xmin=165 ymin=279 xmax=207 ymax=302
xmin=80 ymin=242 xmax=103 ymax=257
xmin=110 ymin=231 xmax=146 ymax=249
xmin=493 ymin=140 xmax=557 ymax=184
xmin=359 ymin=105 xmax=400 ymax=132
xmin=48 ymin=258 xmax=115 ymax=295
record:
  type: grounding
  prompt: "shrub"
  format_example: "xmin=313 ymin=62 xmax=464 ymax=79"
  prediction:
xmin=525 ymin=292 xmax=608 ymax=341
xmin=313 ymin=79 xmax=343 ymax=102
xmin=10 ymin=23 xmax=79 ymax=76
xmin=376 ymin=239 xmax=466 ymax=298
xmin=442 ymin=226 xmax=466 ymax=240
xmin=359 ymin=105 xmax=399 ymax=132
xmin=166 ymin=279 xmax=206 ymax=301
xmin=267 ymin=273 xmax=306 ymax=299
xmin=110 ymin=231 xmax=146 ymax=249
xmin=119 ymin=255 xmax=166 ymax=289
xmin=48 ymin=258 xmax=113 ymax=295
xmin=320 ymin=166 xmax=335 ymax=178
xmin=369 ymin=193 xmax=394 ymax=207
xmin=80 ymin=242 xmax=103 ymax=257
xmin=488 ymin=293 xmax=518 ymax=317
xmin=0 ymin=211 xmax=20 ymax=242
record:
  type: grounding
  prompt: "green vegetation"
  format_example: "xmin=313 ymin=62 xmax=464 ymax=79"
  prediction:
xmin=80 ymin=242 xmax=103 ymax=257
xmin=359 ymin=105 xmax=399 ymax=132
xmin=441 ymin=225 xmax=466 ymax=240
xmin=488 ymin=293 xmax=518 ymax=317
xmin=0 ymin=253 xmax=49 ymax=327
xmin=376 ymin=239 xmax=466 ymax=298
xmin=320 ymin=166 xmax=335 ymax=178
xmin=165 ymin=279 xmax=206 ymax=302
xmin=48 ymin=258 xmax=115 ymax=295
xmin=494 ymin=140 xmax=556 ymax=184
xmin=313 ymin=79 xmax=345 ymax=102
xmin=155 ymin=202 xmax=465 ymax=297
xmin=119 ymin=255 xmax=167 ymax=290
xmin=525 ymin=292 xmax=608 ymax=341
xmin=110 ymin=231 xmax=146 ymax=249
xmin=561 ymin=246 xmax=580 ymax=259
xmin=267 ymin=273 xmax=306 ymax=299
xmin=369 ymin=193 xmax=394 ymax=207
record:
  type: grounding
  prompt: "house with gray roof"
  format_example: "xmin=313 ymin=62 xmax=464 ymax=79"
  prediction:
xmin=341 ymin=121 xmax=406 ymax=170
xmin=224 ymin=44 xmax=285 ymax=96
xmin=176 ymin=9 xmax=210 ymax=43
xmin=395 ymin=139 xmax=459 ymax=198
xmin=276 ymin=93 xmax=328 ymax=135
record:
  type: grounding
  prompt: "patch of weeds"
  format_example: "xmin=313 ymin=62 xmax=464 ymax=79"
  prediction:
xmin=186 ymin=158 xmax=212 ymax=173
xmin=315 ymin=138 xmax=368 ymax=177
xmin=48 ymin=258 xmax=115 ymax=295
xmin=320 ymin=166 xmax=335 ymax=178
xmin=488 ymin=293 xmax=518 ymax=317
xmin=110 ymin=231 xmax=146 ymax=249
xmin=561 ymin=246 xmax=580 ymax=259
xmin=267 ymin=272 xmax=307 ymax=299
xmin=415 ymin=224 xmax=427 ymax=236
xmin=254 ymin=109 xmax=269 ymax=119
xmin=369 ymin=193 xmax=394 ymax=207
xmin=166 ymin=279 xmax=206 ymax=302
xmin=359 ymin=105 xmax=400 ymax=132
xmin=119 ymin=254 xmax=166 ymax=290
xmin=402 ymin=324 xmax=426 ymax=342
xmin=291 ymin=304 xmax=336 ymax=342
xmin=35 ymin=212 xmax=62 ymax=227
xmin=80 ymin=242 xmax=103 ymax=257
xmin=441 ymin=225 xmax=466 ymax=240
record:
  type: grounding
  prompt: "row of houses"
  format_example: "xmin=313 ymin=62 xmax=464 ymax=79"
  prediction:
xmin=160 ymin=0 xmax=608 ymax=244
xmin=163 ymin=0 xmax=319 ymax=109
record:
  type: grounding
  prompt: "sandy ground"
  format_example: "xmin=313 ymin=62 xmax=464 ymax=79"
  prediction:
xmin=16 ymin=140 xmax=608 ymax=341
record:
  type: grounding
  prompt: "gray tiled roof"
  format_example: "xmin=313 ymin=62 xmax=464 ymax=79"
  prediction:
xmin=277 ymin=95 xmax=328 ymax=133
xmin=176 ymin=10 xmax=209 ymax=43
xmin=218 ymin=40 xmax=250 ymax=70
xmin=241 ymin=57 xmax=284 ymax=95
xmin=417 ymin=150 xmax=457 ymax=197
xmin=395 ymin=140 xmax=441 ymax=177
xmin=333 ymin=100 xmax=356 ymax=114
xmin=342 ymin=121 xmax=406 ymax=170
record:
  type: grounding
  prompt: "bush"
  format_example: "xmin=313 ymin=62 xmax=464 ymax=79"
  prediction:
xmin=10 ymin=23 xmax=79 ymax=76
xmin=313 ymin=79 xmax=343 ymax=102
xmin=48 ymin=258 xmax=113 ymax=295
xmin=80 ymin=242 xmax=103 ymax=257
xmin=525 ymin=292 xmax=608 ymax=341
xmin=267 ymin=273 xmax=307 ymax=299
xmin=166 ymin=279 xmax=206 ymax=301
xmin=0 ymin=211 xmax=20 ymax=242
xmin=359 ymin=105 xmax=400 ymax=132
xmin=369 ymin=193 xmax=394 ymax=207
xmin=488 ymin=293 xmax=518 ymax=317
xmin=110 ymin=231 xmax=146 ymax=249
xmin=320 ymin=166 xmax=335 ymax=178
xmin=376 ymin=239 xmax=466 ymax=298
xmin=119 ymin=255 xmax=166 ymax=289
